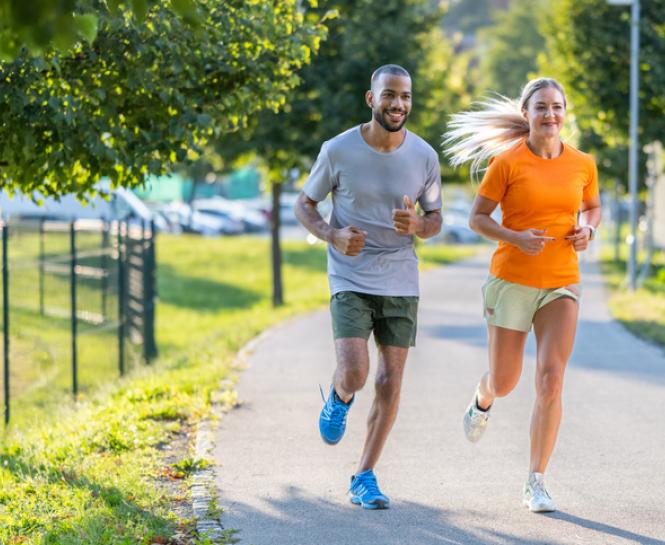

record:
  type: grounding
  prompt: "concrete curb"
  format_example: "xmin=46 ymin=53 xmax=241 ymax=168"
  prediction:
xmin=191 ymin=329 xmax=273 ymax=542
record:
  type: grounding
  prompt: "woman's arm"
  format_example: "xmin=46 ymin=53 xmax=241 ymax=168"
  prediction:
xmin=566 ymin=195 xmax=602 ymax=251
xmin=469 ymin=195 xmax=554 ymax=256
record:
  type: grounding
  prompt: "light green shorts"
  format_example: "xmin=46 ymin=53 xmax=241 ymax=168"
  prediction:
xmin=481 ymin=275 xmax=580 ymax=332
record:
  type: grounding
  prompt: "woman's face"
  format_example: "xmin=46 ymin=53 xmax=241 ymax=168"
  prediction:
xmin=522 ymin=87 xmax=566 ymax=139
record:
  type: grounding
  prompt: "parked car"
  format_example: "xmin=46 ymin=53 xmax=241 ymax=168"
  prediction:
xmin=0 ymin=185 xmax=168 ymax=230
xmin=425 ymin=209 xmax=480 ymax=244
xmin=155 ymin=202 xmax=243 ymax=236
xmin=191 ymin=197 xmax=269 ymax=233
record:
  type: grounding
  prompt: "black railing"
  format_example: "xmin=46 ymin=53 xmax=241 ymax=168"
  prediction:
xmin=0 ymin=217 xmax=157 ymax=425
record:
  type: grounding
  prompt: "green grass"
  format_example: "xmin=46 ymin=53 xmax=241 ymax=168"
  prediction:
xmin=0 ymin=234 xmax=479 ymax=545
xmin=4 ymin=225 xmax=135 ymax=422
xmin=600 ymin=239 xmax=665 ymax=347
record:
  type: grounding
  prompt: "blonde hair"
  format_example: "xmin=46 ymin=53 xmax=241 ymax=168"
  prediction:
xmin=443 ymin=78 xmax=567 ymax=179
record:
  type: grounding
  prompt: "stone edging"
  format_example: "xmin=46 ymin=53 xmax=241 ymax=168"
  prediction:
xmin=190 ymin=329 xmax=273 ymax=542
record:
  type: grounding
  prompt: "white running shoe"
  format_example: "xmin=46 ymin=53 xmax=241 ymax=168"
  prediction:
xmin=463 ymin=394 xmax=491 ymax=443
xmin=522 ymin=472 xmax=557 ymax=512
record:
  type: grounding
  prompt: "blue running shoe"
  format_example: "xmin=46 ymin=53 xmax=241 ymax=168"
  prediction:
xmin=349 ymin=470 xmax=390 ymax=510
xmin=319 ymin=385 xmax=353 ymax=445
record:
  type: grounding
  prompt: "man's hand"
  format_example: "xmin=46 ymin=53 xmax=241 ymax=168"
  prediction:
xmin=393 ymin=195 xmax=423 ymax=235
xmin=510 ymin=228 xmax=555 ymax=256
xmin=565 ymin=225 xmax=592 ymax=252
xmin=331 ymin=226 xmax=368 ymax=256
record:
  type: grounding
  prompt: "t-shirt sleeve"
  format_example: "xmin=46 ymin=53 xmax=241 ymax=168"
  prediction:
xmin=583 ymin=158 xmax=599 ymax=201
xmin=418 ymin=154 xmax=443 ymax=211
xmin=477 ymin=156 xmax=508 ymax=202
xmin=303 ymin=143 xmax=336 ymax=202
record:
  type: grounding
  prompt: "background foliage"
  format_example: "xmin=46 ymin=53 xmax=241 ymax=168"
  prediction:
xmin=0 ymin=0 xmax=326 ymax=198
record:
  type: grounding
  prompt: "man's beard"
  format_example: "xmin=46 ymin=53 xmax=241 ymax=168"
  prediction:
xmin=373 ymin=108 xmax=408 ymax=133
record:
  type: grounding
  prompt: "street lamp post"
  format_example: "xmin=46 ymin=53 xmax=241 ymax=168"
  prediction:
xmin=608 ymin=0 xmax=640 ymax=290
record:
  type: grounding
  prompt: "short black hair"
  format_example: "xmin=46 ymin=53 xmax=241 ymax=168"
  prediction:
xmin=371 ymin=64 xmax=411 ymax=89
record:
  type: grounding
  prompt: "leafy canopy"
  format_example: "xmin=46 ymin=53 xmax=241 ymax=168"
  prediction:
xmin=214 ymin=0 xmax=474 ymax=184
xmin=542 ymin=0 xmax=665 ymax=180
xmin=0 ymin=1 xmax=327 ymax=198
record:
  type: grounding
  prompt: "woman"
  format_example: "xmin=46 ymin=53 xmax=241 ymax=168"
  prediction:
xmin=443 ymin=78 xmax=601 ymax=512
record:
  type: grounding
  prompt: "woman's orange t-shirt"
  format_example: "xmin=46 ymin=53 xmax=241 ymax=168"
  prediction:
xmin=477 ymin=139 xmax=599 ymax=288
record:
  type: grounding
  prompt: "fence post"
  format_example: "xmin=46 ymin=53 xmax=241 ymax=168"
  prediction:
xmin=117 ymin=220 xmax=126 ymax=376
xmin=101 ymin=219 xmax=109 ymax=321
xmin=140 ymin=220 xmax=151 ymax=365
xmin=70 ymin=221 xmax=78 ymax=397
xmin=39 ymin=219 xmax=45 ymax=316
xmin=2 ymin=223 xmax=9 ymax=424
xmin=147 ymin=220 xmax=157 ymax=360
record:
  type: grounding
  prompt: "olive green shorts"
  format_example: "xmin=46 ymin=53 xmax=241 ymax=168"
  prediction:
xmin=481 ymin=275 xmax=580 ymax=332
xmin=330 ymin=291 xmax=419 ymax=348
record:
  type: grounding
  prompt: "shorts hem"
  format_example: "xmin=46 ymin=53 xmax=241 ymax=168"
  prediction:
xmin=484 ymin=316 xmax=531 ymax=333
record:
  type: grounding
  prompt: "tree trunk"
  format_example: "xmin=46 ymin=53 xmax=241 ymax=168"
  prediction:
xmin=271 ymin=180 xmax=284 ymax=307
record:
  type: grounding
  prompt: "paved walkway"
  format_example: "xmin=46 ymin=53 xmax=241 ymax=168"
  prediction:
xmin=213 ymin=252 xmax=665 ymax=545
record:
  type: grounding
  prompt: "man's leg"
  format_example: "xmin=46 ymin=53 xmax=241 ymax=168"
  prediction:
xmin=319 ymin=337 xmax=369 ymax=445
xmin=332 ymin=338 xmax=370 ymax=403
xmin=356 ymin=344 xmax=408 ymax=473
xmin=347 ymin=343 xmax=406 ymax=509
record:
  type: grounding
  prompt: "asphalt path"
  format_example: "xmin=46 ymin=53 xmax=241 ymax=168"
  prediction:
xmin=213 ymin=250 xmax=665 ymax=545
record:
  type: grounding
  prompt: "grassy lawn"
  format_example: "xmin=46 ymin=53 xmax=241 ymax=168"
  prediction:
xmin=0 ymin=234 xmax=479 ymax=545
xmin=600 ymin=240 xmax=665 ymax=347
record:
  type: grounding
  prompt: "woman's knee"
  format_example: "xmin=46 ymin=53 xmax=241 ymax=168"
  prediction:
xmin=489 ymin=376 xmax=518 ymax=398
xmin=535 ymin=366 xmax=565 ymax=403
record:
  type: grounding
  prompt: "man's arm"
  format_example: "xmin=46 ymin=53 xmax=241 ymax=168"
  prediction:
xmin=392 ymin=195 xmax=442 ymax=239
xmin=295 ymin=192 xmax=367 ymax=256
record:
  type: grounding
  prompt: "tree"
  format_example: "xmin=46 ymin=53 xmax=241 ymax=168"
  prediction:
xmin=0 ymin=0 xmax=200 ymax=60
xmin=476 ymin=0 xmax=547 ymax=97
xmin=215 ymin=0 xmax=457 ymax=306
xmin=0 ymin=0 xmax=327 ymax=198
xmin=542 ymin=0 xmax=665 ymax=183
xmin=408 ymin=25 xmax=476 ymax=185
xmin=441 ymin=0 xmax=497 ymax=36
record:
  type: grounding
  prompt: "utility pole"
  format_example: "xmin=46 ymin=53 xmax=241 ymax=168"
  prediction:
xmin=608 ymin=0 xmax=640 ymax=289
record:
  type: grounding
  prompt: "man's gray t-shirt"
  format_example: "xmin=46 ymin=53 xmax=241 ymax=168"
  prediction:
xmin=303 ymin=125 xmax=442 ymax=297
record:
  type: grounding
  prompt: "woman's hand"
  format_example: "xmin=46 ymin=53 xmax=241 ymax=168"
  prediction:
xmin=510 ymin=229 xmax=555 ymax=256
xmin=565 ymin=226 xmax=592 ymax=252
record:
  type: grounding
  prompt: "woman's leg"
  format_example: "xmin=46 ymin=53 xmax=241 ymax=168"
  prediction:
xmin=530 ymin=296 xmax=579 ymax=473
xmin=476 ymin=325 xmax=529 ymax=409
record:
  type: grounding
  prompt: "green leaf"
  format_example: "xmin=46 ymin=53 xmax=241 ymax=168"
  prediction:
xmin=131 ymin=0 xmax=149 ymax=22
xmin=73 ymin=14 xmax=99 ymax=45
xmin=171 ymin=0 xmax=202 ymax=25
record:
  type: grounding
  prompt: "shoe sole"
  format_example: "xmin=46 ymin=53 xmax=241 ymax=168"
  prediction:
xmin=320 ymin=434 xmax=342 ymax=445
xmin=351 ymin=497 xmax=389 ymax=510
xmin=522 ymin=498 xmax=556 ymax=513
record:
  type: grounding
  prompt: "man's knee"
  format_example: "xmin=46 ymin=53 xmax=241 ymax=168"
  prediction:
xmin=374 ymin=368 xmax=403 ymax=400
xmin=339 ymin=366 xmax=369 ymax=392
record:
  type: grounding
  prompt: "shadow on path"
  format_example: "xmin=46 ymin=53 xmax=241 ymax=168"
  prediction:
xmin=543 ymin=511 xmax=665 ymax=545
xmin=220 ymin=485 xmax=662 ymax=545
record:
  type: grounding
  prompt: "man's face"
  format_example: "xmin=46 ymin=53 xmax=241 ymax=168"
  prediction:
xmin=367 ymin=74 xmax=412 ymax=132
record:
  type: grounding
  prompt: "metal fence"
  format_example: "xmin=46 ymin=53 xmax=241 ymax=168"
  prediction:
xmin=0 ymin=217 xmax=157 ymax=424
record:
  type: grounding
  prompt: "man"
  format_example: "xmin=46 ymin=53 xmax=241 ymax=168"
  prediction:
xmin=295 ymin=64 xmax=442 ymax=509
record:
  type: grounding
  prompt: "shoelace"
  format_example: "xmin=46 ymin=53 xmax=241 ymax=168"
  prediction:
xmin=530 ymin=480 xmax=551 ymax=499
xmin=353 ymin=473 xmax=382 ymax=497
xmin=319 ymin=385 xmax=348 ymax=427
